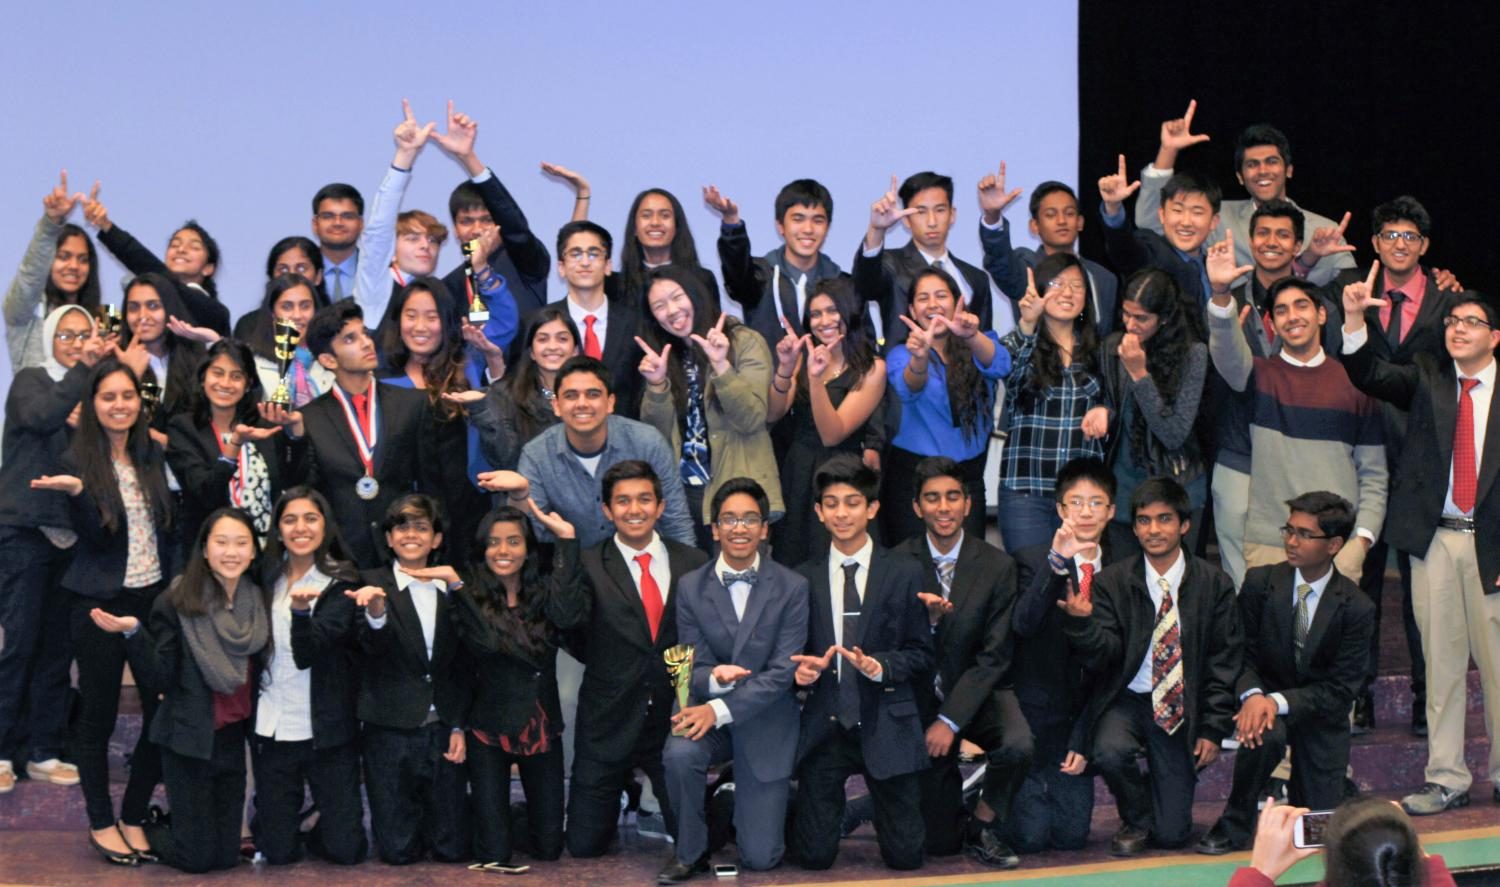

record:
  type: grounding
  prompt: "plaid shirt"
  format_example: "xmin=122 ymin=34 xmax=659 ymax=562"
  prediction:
xmin=1000 ymin=330 xmax=1105 ymax=495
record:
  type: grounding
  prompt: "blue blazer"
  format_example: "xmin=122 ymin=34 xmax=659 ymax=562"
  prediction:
xmin=676 ymin=557 xmax=808 ymax=783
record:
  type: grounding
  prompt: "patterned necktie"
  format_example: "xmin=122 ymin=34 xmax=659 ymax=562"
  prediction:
xmin=1385 ymin=289 xmax=1406 ymax=346
xmin=838 ymin=560 xmax=862 ymax=729
xmin=1293 ymin=583 xmax=1314 ymax=658
xmin=1454 ymin=378 xmax=1480 ymax=512
xmin=1078 ymin=562 xmax=1096 ymax=604
xmin=1151 ymin=577 xmax=1185 ymax=735
xmin=936 ymin=558 xmax=955 ymax=601
xmin=583 ymin=314 xmax=602 ymax=359
xmin=720 ymin=569 xmax=757 ymax=588
xmin=635 ymin=553 xmax=664 ymax=642
xmin=679 ymin=360 xmax=711 ymax=487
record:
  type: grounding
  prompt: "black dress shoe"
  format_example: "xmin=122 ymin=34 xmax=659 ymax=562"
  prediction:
xmin=1412 ymin=706 xmax=1428 ymax=737
xmin=88 ymin=829 xmax=139 ymax=867
xmin=964 ymin=827 xmax=1020 ymax=868
xmin=1196 ymin=822 xmax=1242 ymax=856
xmin=657 ymin=854 xmax=709 ymax=884
xmin=1110 ymin=825 xmax=1149 ymax=857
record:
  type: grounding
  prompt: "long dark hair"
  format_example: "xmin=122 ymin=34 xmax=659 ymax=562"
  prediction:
xmin=259 ymin=486 xmax=359 ymax=590
xmin=69 ymin=359 xmax=172 ymax=534
xmin=639 ymin=265 xmax=741 ymax=417
xmin=248 ymin=273 xmax=320 ymax=364
xmin=906 ymin=268 xmax=986 ymax=441
xmin=379 ymin=277 xmax=470 ymax=421
xmin=463 ymin=506 xmax=552 ymax=660
xmin=263 ymin=235 xmax=330 ymax=304
xmin=119 ymin=272 xmax=205 ymax=413
xmin=43 ymin=224 xmax=101 ymax=313
xmin=620 ymin=188 xmax=706 ymax=303
xmin=164 ymin=506 xmax=260 ymax=617
xmin=1120 ymin=269 xmax=1192 ymax=403
xmin=1022 ymin=252 xmax=1100 ymax=394
xmin=796 ymin=277 xmax=876 ymax=404
xmin=1322 ymin=796 xmax=1426 ymax=887
xmin=191 ymin=338 xmax=264 ymax=427
xmin=505 ymin=306 xmax=580 ymax=441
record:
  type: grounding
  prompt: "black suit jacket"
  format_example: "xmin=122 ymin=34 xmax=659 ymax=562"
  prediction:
xmin=1063 ymin=552 xmax=1242 ymax=747
xmin=1343 ymin=339 xmax=1500 ymax=590
xmin=718 ymin=224 xmax=861 ymax=369
xmin=440 ymin=169 xmax=550 ymax=329
xmin=352 ymin=566 xmax=469 ymax=729
xmin=896 ymin=534 xmax=1017 ymax=732
xmin=567 ymin=537 xmax=709 ymax=764
xmin=1100 ymin=209 xmax=1207 ymax=340
xmin=294 ymin=381 xmax=437 ymax=568
xmin=514 ymin=295 xmax=645 ymax=420
xmin=284 ymin=576 xmax=363 ymax=749
xmin=0 ymin=364 xmax=88 ymax=530
xmin=853 ymin=240 xmax=994 ymax=349
xmin=1236 ymin=563 xmax=1375 ymax=727
xmin=165 ymin=412 xmax=299 ymax=542
xmin=795 ymin=545 xmax=933 ymax=780
xmin=58 ymin=451 xmax=174 ymax=598
xmin=98 ymin=224 xmax=231 ymax=336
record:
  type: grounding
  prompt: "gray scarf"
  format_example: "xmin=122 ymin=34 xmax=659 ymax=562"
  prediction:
xmin=180 ymin=575 xmax=269 ymax=694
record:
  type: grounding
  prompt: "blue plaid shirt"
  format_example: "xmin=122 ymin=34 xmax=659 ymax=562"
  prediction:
xmin=999 ymin=330 xmax=1106 ymax=495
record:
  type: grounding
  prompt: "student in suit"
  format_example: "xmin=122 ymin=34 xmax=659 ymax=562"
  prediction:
xmin=116 ymin=272 xmax=206 ymax=432
xmin=897 ymin=457 xmax=1026 ymax=868
xmin=977 ymin=172 xmax=1118 ymax=335
xmin=31 ymin=359 xmax=172 ymax=864
xmin=1339 ymin=287 xmax=1500 ymax=815
xmin=660 ymin=478 xmax=808 ymax=881
xmin=310 ymin=183 xmax=365 ymax=302
xmin=278 ymin=300 xmax=437 ymax=568
xmin=1198 ymin=492 xmax=1376 ymax=854
xmin=345 ymin=494 xmax=470 ymax=864
xmin=788 ymin=454 xmax=933 ymax=872
xmin=249 ymin=487 xmax=368 ymax=866
xmin=563 ymin=460 xmax=709 ymax=858
xmin=1008 ymin=458 xmax=1137 ymax=853
xmin=93 ymin=508 xmax=269 ymax=874
xmin=445 ymin=502 xmax=588 ymax=868
xmin=1063 ymin=477 xmax=1242 ymax=855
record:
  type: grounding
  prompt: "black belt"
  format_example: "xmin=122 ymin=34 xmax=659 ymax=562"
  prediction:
xmin=1438 ymin=516 xmax=1476 ymax=532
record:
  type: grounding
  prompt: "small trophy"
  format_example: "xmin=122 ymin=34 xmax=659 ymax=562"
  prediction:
xmin=663 ymin=644 xmax=695 ymax=736
xmin=139 ymin=379 xmax=162 ymax=423
xmin=95 ymin=304 xmax=123 ymax=338
xmin=268 ymin=318 xmax=299 ymax=407
xmin=461 ymin=238 xmax=490 ymax=324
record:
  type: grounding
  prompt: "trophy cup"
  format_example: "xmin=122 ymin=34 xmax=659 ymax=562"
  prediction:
xmin=139 ymin=378 xmax=162 ymax=423
xmin=663 ymin=644 xmax=695 ymax=736
xmin=95 ymin=304 xmax=123 ymax=338
xmin=268 ymin=318 xmax=299 ymax=407
xmin=461 ymin=237 xmax=490 ymax=324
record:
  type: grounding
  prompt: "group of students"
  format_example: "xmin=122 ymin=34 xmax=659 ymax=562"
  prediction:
xmin=0 ymin=96 xmax=1495 ymax=880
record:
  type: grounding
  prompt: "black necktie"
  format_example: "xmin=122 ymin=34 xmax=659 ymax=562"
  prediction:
xmin=838 ymin=560 xmax=862 ymax=729
xmin=1386 ymin=289 xmax=1406 ymax=347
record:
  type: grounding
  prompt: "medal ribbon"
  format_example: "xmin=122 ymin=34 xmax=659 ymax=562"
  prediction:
xmin=211 ymin=422 xmax=249 ymax=507
xmin=330 ymin=382 xmax=380 ymax=477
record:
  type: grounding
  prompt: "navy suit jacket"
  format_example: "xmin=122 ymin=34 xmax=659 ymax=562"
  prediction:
xmin=795 ymin=545 xmax=933 ymax=780
xmin=978 ymin=220 xmax=1117 ymax=336
xmin=440 ymin=169 xmax=551 ymax=333
xmin=676 ymin=557 xmax=808 ymax=783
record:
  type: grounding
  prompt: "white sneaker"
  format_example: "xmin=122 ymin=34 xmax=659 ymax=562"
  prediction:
xmin=26 ymin=758 xmax=81 ymax=786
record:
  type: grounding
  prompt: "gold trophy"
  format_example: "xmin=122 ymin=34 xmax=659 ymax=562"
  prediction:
xmin=139 ymin=379 xmax=162 ymax=423
xmin=663 ymin=644 xmax=695 ymax=736
xmin=268 ymin=318 xmax=299 ymax=407
xmin=95 ymin=304 xmax=123 ymax=338
xmin=461 ymin=238 xmax=490 ymax=323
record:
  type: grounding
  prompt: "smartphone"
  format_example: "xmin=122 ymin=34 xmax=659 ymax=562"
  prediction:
xmin=1293 ymin=810 xmax=1334 ymax=848
xmin=713 ymin=863 xmax=740 ymax=877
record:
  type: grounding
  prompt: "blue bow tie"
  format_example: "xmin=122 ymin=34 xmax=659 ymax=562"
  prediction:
xmin=721 ymin=569 xmax=757 ymax=588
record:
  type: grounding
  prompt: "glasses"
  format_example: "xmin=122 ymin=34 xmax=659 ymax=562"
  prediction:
xmin=1063 ymin=497 xmax=1109 ymax=512
xmin=274 ymin=263 xmax=316 ymax=276
xmin=1279 ymin=525 xmax=1332 ymax=541
xmin=564 ymin=247 xmax=606 ymax=264
xmin=1444 ymin=315 xmax=1493 ymax=330
xmin=316 ymin=211 xmax=360 ymax=223
xmin=1377 ymin=230 xmax=1424 ymax=243
xmin=1047 ymin=279 xmax=1087 ymax=293
xmin=715 ymin=514 xmax=764 ymax=529
xmin=54 ymin=330 xmax=94 ymax=343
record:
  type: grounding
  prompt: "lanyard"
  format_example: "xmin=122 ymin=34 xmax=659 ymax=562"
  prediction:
xmin=330 ymin=383 xmax=379 ymax=476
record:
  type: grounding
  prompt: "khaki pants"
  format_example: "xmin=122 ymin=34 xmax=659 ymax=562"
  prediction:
xmin=1410 ymin=528 xmax=1500 ymax=792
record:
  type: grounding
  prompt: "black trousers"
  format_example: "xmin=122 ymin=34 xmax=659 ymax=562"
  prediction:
xmin=1358 ymin=539 xmax=1425 ymax=702
xmin=154 ymin=721 xmax=247 ymax=874
xmin=362 ymin=721 xmax=469 ymax=864
xmin=790 ymin=725 xmax=925 ymax=871
xmin=469 ymin=736 xmax=564 ymax=863
xmin=920 ymin=689 xmax=1034 ymax=855
xmin=1215 ymin=716 xmax=1350 ymax=846
xmin=249 ymin=735 xmax=367 ymax=865
xmin=69 ymin=586 xmax=162 ymax=831
xmin=1001 ymin=720 xmax=1094 ymax=853
xmin=0 ymin=527 xmax=72 ymax=764
xmin=566 ymin=731 xmax=674 ymax=858
xmin=1091 ymin=691 xmax=1198 ymax=848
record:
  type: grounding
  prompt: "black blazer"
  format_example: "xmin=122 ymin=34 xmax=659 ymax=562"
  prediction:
xmin=853 ymin=240 xmax=994 ymax=349
xmin=450 ymin=540 xmax=588 ymax=737
xmin=293 ymin=381 xmax=437 ymax=568
xmin=0 ymin=364 xmax=87 ymax=530
xmin=1099 ymin=208 xmax=1208 ymax=340
xmin=1236 ymin=563 xmax=1375 ymax=727
xmin=518 ymin=294 xmax=645 ymax=420
xmin=895 ymin=533 xmax=1017 ymax=732
xmin=566 ymin=536 xmax=708 ymax=764
xmin=440 ymin=169 xmax=551 ymax=328
xmin=281 ymin=575 xmax=363 ymax=749
xmin=1343 ymin=340 xmax=1500 ymax=590
xmin=352 ymin=566 xmax=469 ymax=729
xmin=795 ymin=545 xmax=933 ymax=781
xmin=98 ymin=224 xmax=231 ymax=335
xmin=717 ymin=224 xmax=860 ymax=369
xmin=58 ymin=451 xmax=174 ymax=598
xmin=165 ymin=412 xmax=299 ymax=542
xmin=1063 ymin=552 xmax=1242 ymax=747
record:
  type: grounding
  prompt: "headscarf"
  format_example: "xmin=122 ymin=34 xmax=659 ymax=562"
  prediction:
xmin=41 ymin=304 xmax=94 ymax=382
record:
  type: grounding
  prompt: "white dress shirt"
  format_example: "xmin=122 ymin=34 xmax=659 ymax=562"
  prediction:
xmin=255 ymin=566 xmax=329 ymax=742
xmin=828 ymin=536 xmax=879 ymax=682
xmin=566 ymin=294 xmax=609 ymax=353
xmin=614 ymin=531 xmax=672 ymax=605
xmin=1127 ymin=550 xmax=1186 ymax=694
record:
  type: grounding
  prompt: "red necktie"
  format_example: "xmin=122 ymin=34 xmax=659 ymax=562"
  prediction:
xmin=635 ymin=552 xmax=664 ymax=642
xmin=584 ymin=315 xmax=602 ymax=359
xmin=1078 ymin=562 xmax=1095 ymax=604
xmin=1454 ymin=378 xmax=1480 ymax=512
xmin=350 ymin=392 xmax=371 ymax=436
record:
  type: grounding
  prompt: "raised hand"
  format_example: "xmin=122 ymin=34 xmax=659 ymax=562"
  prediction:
xmin=42 ymin=170 xmax=79 ymax=222
xmin=440 ymin=389 xmax=487 ymax=405
xmin=467 ymin=224 xmax=503 ymax=273
xmin=976 ymin=161 xmax=1023 ymax=224
xmin=1303 ymin=211 xmax=1356 ymax=261
xmin=344 ymin=585 xmax=388 ymax=617
xmin=791 ymin=645 xmax=837 ymax=686
xmin=1050 ymin=518 xmax=1094 ymax=561
xmin=257 ymin=402 xmax=305 ymax=438
xmin=866 ymin=174 xmax=919 ymax=245
xmin=392 ymin=98 xmax=436 ymax=166
xmin=1017 ymin=267 xmax=1048 ymax=332
xmin=89 ymin=608 xmax=139 ymax=634
xmin=805 ymin=334 xmax=841 ymax=380
xmin=917 ymin=592 xmax=954 ymax=625
xmin=430 ymin=100 xmax=478 ymax=159
xmin=461 ymin=322 xmax=506 ymax=377
xmin=1080 ymin=404 xmax=1110 ymax=440
xmin=1206 ymin=231 xmax=1255 ymax=296
xmin=399 ymin=564 xmax=462 ymax=586
xmin=1098 ymin=154 xmax=1142 ymax=214
xmin=689 ymin=313 xmax=731 ymax=373
xmin=31 ymin=474 xmax=83 ymax=496
xmin=166 ymin=315 xmax=221 ymax=344
xmin=288 ymin=584 xmax=323 ymax=611
xmin=711 ymin=664 xmax=752 ymax=685
xmin=114 ymin=335 xmax=149 ymax=377
xmin=946 ymin=295 xmax=981 ymax=340
xmin=702 ymin=185 xmax=740 ymax=226
xmin=230 ymin=424 xmax=282 ymax=446
xmin=476 ymin=469 xmax=530 ymax=497
xmin=541 ymin=162 xmax=591 ymax=198
xmin=837 ymin=645 xmax=882 ymax=680
xmin=898 ymin=314 xmax=933 ymax=364
xmin=1118 ymin=332 xmax=1148 ymax=381
xmin=634 ymin=337 xmax=673 ymax=387
xmin=774 ymin=320 xmax=809 ymax=372
xmin=1160 ymin=98 xmax=1211 ymax=154
xmin=1341 ymin=261 xmax=1385 ymax=333
xmin=81 ymin=181 xmax=110 ymax=231
xmin=526 ymin=496 xmax=576 ymax=540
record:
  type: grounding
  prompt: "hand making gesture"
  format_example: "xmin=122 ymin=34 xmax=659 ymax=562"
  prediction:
xmin=635 ymin=337 xmax=674 ymax=389
xmin=42 ymin=170 xmax=82 ymax=223
xmin=1155 ymin=98 xmax=1211 ymax=169
xmin=791 ymin=645 xmax=838 ymax=686
xmin=430 ymin=100 xmax=478 ymax=162
xmin=702 ymin=185 xmax=740 ymax=226
xmin=774 ymin=318 xmax=810 ymax=376
xmin=392 ymin=98 xmax=436 ymax=169
xmin=976 ymin=160 xmax=1023 ymax=225
xmin=837 ymin=645 xmax=883 ymax=680
xmin=344 ymin=585 xmax=388 ymax=618
xmin=804 ymin=332 xmax=842 ymax=381
xmin=81 ymin=181 xmax=111 ymax=231
xmin=1016 ymin=267 xmax=1049 ymax=335
xmin=1341 ymin=261 xmax=1385 ymax=334
xmin=541 ymin=162 xmax=592 ymax=220
xmin=1207 ymin=230 xmax=1255 ymax=299
xmin=526 ymin=496 xmax=576 ymax=541
xmin=1098 ymin=154 xmax=1142 ymax=216
xmin=864 ymin=174 xmax=920 ymax=249
xmin=689 ymin=313 xmax=732 ymax=375
xmin=1301 ymin=210 xmax=1357 ymax=265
